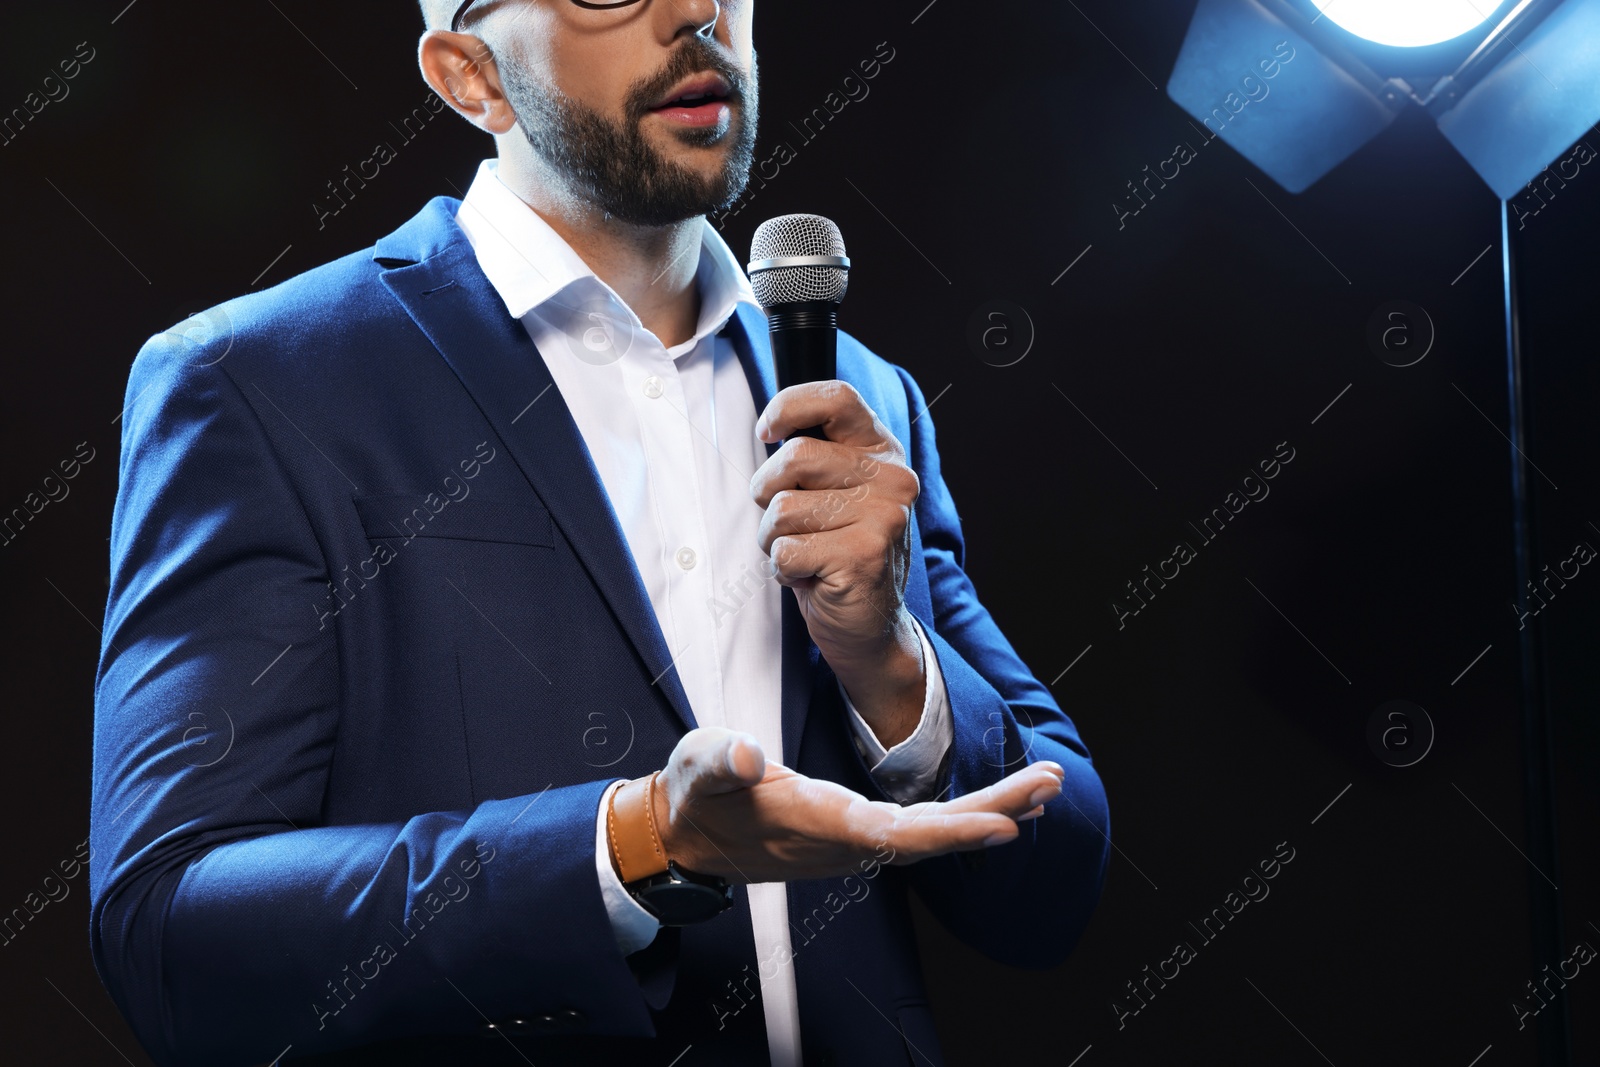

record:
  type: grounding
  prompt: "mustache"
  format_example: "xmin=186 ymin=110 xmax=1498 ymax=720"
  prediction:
xmin=624 ymin=37 xmax=749 ymax=120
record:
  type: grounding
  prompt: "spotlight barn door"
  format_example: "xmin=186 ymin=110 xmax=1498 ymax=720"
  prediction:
xmin=1167 ymin=0 xmax=1406 ymax=193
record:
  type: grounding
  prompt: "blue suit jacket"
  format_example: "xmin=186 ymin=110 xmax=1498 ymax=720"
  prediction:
xmin=90 ymin=196 xmax=1110 ymax=1067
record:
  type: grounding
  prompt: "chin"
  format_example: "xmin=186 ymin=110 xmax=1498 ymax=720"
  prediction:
xmin=652 ymin=135 xmax=734 ymax=175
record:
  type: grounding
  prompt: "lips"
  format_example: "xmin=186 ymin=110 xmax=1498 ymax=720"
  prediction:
xmin=650 ymin=72 xmax=733 ymax=112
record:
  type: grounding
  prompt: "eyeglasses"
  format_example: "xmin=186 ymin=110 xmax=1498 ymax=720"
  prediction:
xmin=451 ymin=0 xmax=647 ymax=33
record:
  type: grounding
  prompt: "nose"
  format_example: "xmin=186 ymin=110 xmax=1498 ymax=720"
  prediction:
xmin=684 ymin=0 xmax=719 ymax=39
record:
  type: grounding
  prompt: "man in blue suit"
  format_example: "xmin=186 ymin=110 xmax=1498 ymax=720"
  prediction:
xmin=90 ymin=1 xmax=1110 ymax=1063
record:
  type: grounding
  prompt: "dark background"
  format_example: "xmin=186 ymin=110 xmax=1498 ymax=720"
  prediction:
xmin=2 ymin=1 xmax=1596 ymax=1063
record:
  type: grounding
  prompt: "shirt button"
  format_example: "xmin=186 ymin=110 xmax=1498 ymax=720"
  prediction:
xmin=642 ymin=375 xmax=664 ymax=399
xmin=676 ymin=546 xmax=697 ymax=570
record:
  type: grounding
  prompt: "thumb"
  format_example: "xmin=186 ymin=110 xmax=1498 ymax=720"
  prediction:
xmin=678 ymin=728 xmax=767 ymax=797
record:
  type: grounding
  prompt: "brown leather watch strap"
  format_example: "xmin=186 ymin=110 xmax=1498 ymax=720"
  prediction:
xmin=607 ymin=771 xmax=671 ymax=884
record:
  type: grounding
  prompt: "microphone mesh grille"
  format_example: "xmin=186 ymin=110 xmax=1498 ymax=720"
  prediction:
xmin=749 ymin=214 xmax=849 ymax=308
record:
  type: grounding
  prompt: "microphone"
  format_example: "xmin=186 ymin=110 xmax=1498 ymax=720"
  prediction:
xmin=747 ymin=214 xmax=851 ymax=440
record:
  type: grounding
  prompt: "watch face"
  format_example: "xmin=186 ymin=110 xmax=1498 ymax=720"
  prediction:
xmin=636 ymin=876 xmax=733 ymax=926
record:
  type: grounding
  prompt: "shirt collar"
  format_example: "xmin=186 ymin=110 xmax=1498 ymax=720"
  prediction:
xmin=453 ymin=158 xmax=761 ymax=356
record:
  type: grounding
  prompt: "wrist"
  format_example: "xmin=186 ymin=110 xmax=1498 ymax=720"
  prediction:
xmin=828 ymin=608 xmax=920 ymax=683
xmin=607 ymin=772 xmax=732 ymax=926
xmin=831 ymin=611 xmax=925 ymax=748
xmin=607 ymin=772 xmax=670 ymax=883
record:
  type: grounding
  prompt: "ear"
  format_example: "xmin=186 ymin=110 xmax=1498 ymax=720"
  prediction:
xmin=418 ymin=30 xmax=519 ymax=136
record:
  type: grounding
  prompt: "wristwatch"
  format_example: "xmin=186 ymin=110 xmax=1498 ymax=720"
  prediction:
xmin=608 ymin=771 xmax=733 ymax=926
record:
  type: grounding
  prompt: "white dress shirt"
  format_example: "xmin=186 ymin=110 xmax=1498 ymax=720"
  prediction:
xmin=453 ymin=159 xmax=952 ymax=1066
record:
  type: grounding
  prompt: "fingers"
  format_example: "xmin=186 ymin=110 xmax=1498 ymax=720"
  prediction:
xmin=749 ymin=436 xmax=855 ymax=507
xmin=882 ymin=808 xmax=1020 ymax=861
xmin=673 ymin=727 xmax=768 ymax=797
xmin=750 ymin=434 xmax=914 ymax=511
xmin=725 ymin=737 xmax=769 ymax=782
xmin=755 ymin=485 xmax=865 ymax=551
xmin=876 ymin=761 xmax=1067 ymax=863
xmin=940 ymin=761 xmax=1065 ymax=819
xmin=750 ymin=435 xmax=907 ymax=503
xmin=755 ymin=380 xmax=882 ymax=447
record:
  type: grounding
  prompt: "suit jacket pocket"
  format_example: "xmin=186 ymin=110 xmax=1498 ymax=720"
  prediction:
xmin=355 ymin=493 xmax=555 ymax=547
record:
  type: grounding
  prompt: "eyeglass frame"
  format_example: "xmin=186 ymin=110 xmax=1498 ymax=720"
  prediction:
xmin=451 ymin=0 xmax=647 ymax=34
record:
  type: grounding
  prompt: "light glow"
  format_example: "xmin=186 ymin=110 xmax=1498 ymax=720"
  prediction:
xmin=1311 ymin=0 xmax=1499 ymax=47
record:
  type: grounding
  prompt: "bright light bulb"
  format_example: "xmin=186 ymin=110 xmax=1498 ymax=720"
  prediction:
xmin=1310 ymin=0 xmax=1499 ymax=47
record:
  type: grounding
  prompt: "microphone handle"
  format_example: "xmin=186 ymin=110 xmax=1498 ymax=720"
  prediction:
xmin=768 ymin=301 xmax=838 ymax=441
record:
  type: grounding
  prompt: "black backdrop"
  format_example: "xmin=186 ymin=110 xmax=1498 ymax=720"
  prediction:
xmin=2 ymin=1 xmax=1596 ymax=1064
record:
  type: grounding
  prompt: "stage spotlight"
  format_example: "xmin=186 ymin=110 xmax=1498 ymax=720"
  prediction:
xmin=1308 ymin=0 xmax=1497 ymax=48
xmin=1167 ymin=5 xmax=1589 ymax=1063
xmin=1167 ymin=0 xmax=1600 ymax=197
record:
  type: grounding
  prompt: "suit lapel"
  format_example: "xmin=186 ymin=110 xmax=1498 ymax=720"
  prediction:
xmin=376 ymin=204 xmax=698 ymax=735
xmin=373 ymin=201 xmax=821 ymax=767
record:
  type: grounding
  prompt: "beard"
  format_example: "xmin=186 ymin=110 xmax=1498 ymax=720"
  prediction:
xmin=497 ymin=37 xmax=759 ymax=227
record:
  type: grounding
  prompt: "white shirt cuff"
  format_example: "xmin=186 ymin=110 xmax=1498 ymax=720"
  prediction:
xmin=839 ymin=615 xmax=953 ymax=804
xmin=595 ymin=778 xmax=663 ymax=957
